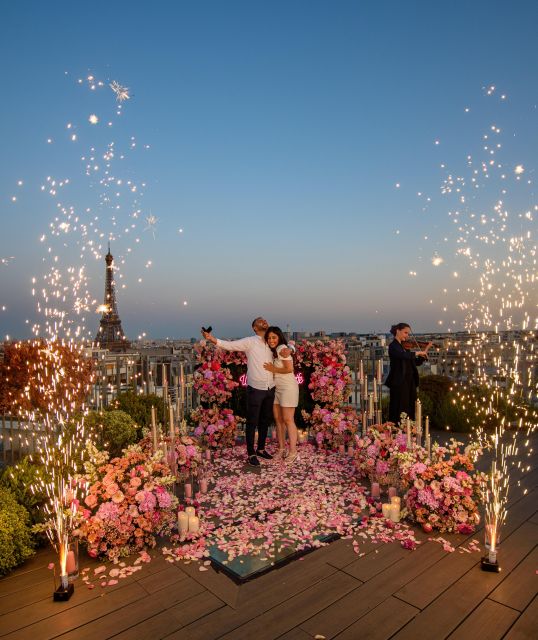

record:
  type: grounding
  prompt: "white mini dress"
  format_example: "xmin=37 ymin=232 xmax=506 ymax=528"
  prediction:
xmin=273 ymin=344 xmax=299 ymax=407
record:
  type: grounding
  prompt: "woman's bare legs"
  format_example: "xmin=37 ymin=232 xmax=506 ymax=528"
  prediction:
xmin=273 ymin=403 xmax=287 ymax=457
xmin=281 ymin=406 xmax=298 ymax=460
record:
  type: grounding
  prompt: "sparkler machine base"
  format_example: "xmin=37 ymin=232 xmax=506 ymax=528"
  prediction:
xmin=53 ymin=583 xmax=74 ymax=601
xmin=481 ymin=556 xmax=501 ymax=573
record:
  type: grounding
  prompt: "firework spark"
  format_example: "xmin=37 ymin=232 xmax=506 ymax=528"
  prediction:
xmin=109 ymin=80 xmax=130 ymax=102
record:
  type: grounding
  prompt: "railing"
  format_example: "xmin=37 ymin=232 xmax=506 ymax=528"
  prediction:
xmin=0 ymin=416 xmax=46 ymax=467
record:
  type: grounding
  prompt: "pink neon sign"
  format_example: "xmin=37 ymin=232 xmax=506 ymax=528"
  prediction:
xmin=239 ymin=372 xmax=304 ymax=387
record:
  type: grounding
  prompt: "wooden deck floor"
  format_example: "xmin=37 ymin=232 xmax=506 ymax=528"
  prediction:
xmin=1 ymin=439 xmax=537 ymax=640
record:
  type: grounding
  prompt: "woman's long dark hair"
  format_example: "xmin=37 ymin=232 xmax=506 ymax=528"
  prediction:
xmin=390 ymin=322 xmax=410 ymax=337
xmin=265 ymin=326 xmax=288 ymax=358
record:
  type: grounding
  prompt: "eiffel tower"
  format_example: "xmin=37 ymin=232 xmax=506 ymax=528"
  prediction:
xmin=94 ymin=246 xmax=130 ymax=352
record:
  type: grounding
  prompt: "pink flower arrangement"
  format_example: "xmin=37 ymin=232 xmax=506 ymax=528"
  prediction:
xmin=191 ymin=406 xmax=244 ymax=449
xmin=309 ymin=364 xmax=352 ymax=405
xmin=354 ymin=423 xmax=417 ymax=488
xmin=402 ymin=439 xmax=486 ymax=533
xmin=292 ymin=339 xmax=347 ymax=369
xmin=303 ymin=405 xmax=359 ymax=448
xmin=75 ymin=445 xmax=178 ymax=561
xmin=193 ymin=361 xmax=238 ymax=404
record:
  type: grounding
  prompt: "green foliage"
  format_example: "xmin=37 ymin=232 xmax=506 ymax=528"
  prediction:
xmin=418 ymin=375 xmax=480 ymax=433
xmin=0 ymin=486 xmax=35 ymax=576
xmin=110 ymin=392 xmax=165 ymax=432
xmin=85 ymin=410 xmax=138 ymax=458
xmin=0 ymin=456 xmax=49 ymax=525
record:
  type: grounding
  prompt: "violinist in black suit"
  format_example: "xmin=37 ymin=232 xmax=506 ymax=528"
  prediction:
xmin=385 ymin=323 xmax=432 ymax=425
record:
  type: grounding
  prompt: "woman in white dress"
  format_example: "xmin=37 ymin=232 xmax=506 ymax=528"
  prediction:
xmin=263 ymin=326 xmax=299 ymax=462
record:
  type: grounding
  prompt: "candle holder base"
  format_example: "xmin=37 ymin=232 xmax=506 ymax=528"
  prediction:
xmin=480 ymin=556 xmax=501 ymax=573
xmin=53 ymin=582 xmax=74 ymax=601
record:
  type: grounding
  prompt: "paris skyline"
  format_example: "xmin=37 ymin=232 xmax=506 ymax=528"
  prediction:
xmin=1 ymin=1 xmax=537 ymax=340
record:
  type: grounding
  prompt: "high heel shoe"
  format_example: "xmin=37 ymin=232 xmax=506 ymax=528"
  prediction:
xmin=286 ymin=451 xmax=299 ymax=464
xmin=274 ymin=449 xmax=286 ymax=460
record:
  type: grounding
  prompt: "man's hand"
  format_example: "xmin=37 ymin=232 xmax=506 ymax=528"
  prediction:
xmin=263 ymin=362 xmax=273 ymax=372
xmin=201 ymin=329 xmax=217 ymax=345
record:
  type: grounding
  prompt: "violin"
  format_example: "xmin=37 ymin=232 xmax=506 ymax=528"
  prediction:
xmin=401 ymin=339 xmax=440 ymax=351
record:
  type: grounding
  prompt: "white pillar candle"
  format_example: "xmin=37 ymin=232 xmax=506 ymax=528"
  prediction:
xmin=382 ymin=503 xmax=392 ymax=518
xmin=185 ymin=505 xmax=196 ymax=517
xmin=415 ymin=399 xmax=422 ymax=434
xmin=362 ymin=411 xmax=368 ymax=436
xmin=359 ymin=359 xmax=364 ymax=383
xmin=178 ymin=511 xmax=189 ymax=533
xmin=391 ymin=496 xmax=401 ymax=507
xmin=376 ymin=359 xmax=383 ymax=383
xmin=200 ymin=477 xmax=208 ymax=493
xmin=388 ymin=486 xmax=397 ymax=500
xmin=425 ymin=434 xmax=431 ymax=458
xmin=184 ymin=483 xmax=192 ymax=499
xmin=180 ymin=362 xmax=185 ymax=403
xmin=389 ymin=504 xmax=401 ymax=523
xmin=188 ymin=515 xmax=200 ymax=533
xmin=347 ymin=445 xmax=354 ymax=456
xmin=406 ymin=418 xmax=412 ymax=448
xmin=368 ymin=393 xmax=374 ymax=418
xmin=169 ymin=405 xmax=175 ymax=441
xmin=425 ymin=416 xmax=429 ymax=439
xmin=363 ymin=375 xmax=368 ymax=400
xmin=338 ymin=443 xmax=345 ymax=454
xmin=151 ymin=405 xmax=157 ymax=451
xmin=205 ymin=448 xmax=211 ymax=461
xmin=371 ymin=482 xmax=380 ymax=498
xmin=372 ymin=379 xmax=377 ymax=402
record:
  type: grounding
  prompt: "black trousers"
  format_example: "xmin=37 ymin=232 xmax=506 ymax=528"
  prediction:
xmin=245 ymin=386 xmax=275 ymax=456
xmin=388 ymin=377 xmax=417 ymax=425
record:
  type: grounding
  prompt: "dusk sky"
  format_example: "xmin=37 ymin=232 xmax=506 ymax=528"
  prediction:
xmin=1 ymin=1 xmax=537 ymax=340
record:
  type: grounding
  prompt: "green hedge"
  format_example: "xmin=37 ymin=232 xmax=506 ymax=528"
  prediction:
xmin=0 ymin=486 xmax=35 ymax=576
xmin=85 ymin=410 xmax=139 ymax=458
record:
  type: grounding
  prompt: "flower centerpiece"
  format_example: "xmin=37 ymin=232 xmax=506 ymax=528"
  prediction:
xmin=403 ymin=439 xmax=486 ymax=533
xmin=303 ymin=405 xmax=359 ymax=449
xmin=193 ymin=360 xmax=238 ymax=404
xmin=354 ymin=423 xmax=418 ymax=489
xmin=300 ymin=339 xmax=359 ymax=448
xmin=191 ymin=406 xmax=244 ymax=450
xmin=75 ymin=443 xmax=178 ymax=561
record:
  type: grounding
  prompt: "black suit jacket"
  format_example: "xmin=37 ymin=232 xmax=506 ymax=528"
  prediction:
xmin=385 ymin=339 xmax=425 ymax=389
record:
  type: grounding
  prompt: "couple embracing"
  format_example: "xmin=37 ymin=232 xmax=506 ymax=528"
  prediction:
xmin=201 ymin=317 xmax=299 ymax=467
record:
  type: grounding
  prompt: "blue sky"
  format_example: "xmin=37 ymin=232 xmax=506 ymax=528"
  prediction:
xmin=1 ymin=1 xmax=537 ymax=339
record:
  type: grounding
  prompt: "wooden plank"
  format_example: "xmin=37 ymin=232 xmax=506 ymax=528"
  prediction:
xmin=310 ymin=538 xmax=363 ymax=570
xmin=1 ymin=582 xmax=147 ymax=640
xmin=110 ymin=611 xmax=180 ymax=640
xmin=300 ymin=541 xmax=446 ymax=639
xmin=168 ymin=590 xmax=225 ymax=628
xmin=390 ymin=522 xmax=538 ymax=640
xmin=174 ymin=562 xmax=240 ymax=608
xmin=489 ymin=547 xmax=538 ymax=612
xmin=171 ymin=561 xmax=345 ymax=640
xmin=55 ymin=573 xmax=205 ymax=640
xmin=504 ymin=594 xmax=538 ymax=640
xmin=342 ymin=540 xmax=411 ymax=582
xmin=137 ymin=565 xmax=188 ymax=594
xmin=277 ymin=628 xmax=315 ymax=640
xmin=112 ymin=590 xmax=227 ymax=640
xmin=236 ymin=547 xmax=338 ymax=609
xmin=218 ymin=570 xmax=360 ymax=640
xmin=395 ymin=546 xmax=479 ymax=610
xmin=169 ymin=605 xmax=246 ymax=640
xmin=447 ymin=599 xmax=519 ymax=640
xmin=333 ymin=596 xmax=419 ymax=640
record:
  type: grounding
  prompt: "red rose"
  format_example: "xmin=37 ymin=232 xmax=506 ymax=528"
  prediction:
xmin=211 ymin=361 xmax=221 ymax=371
